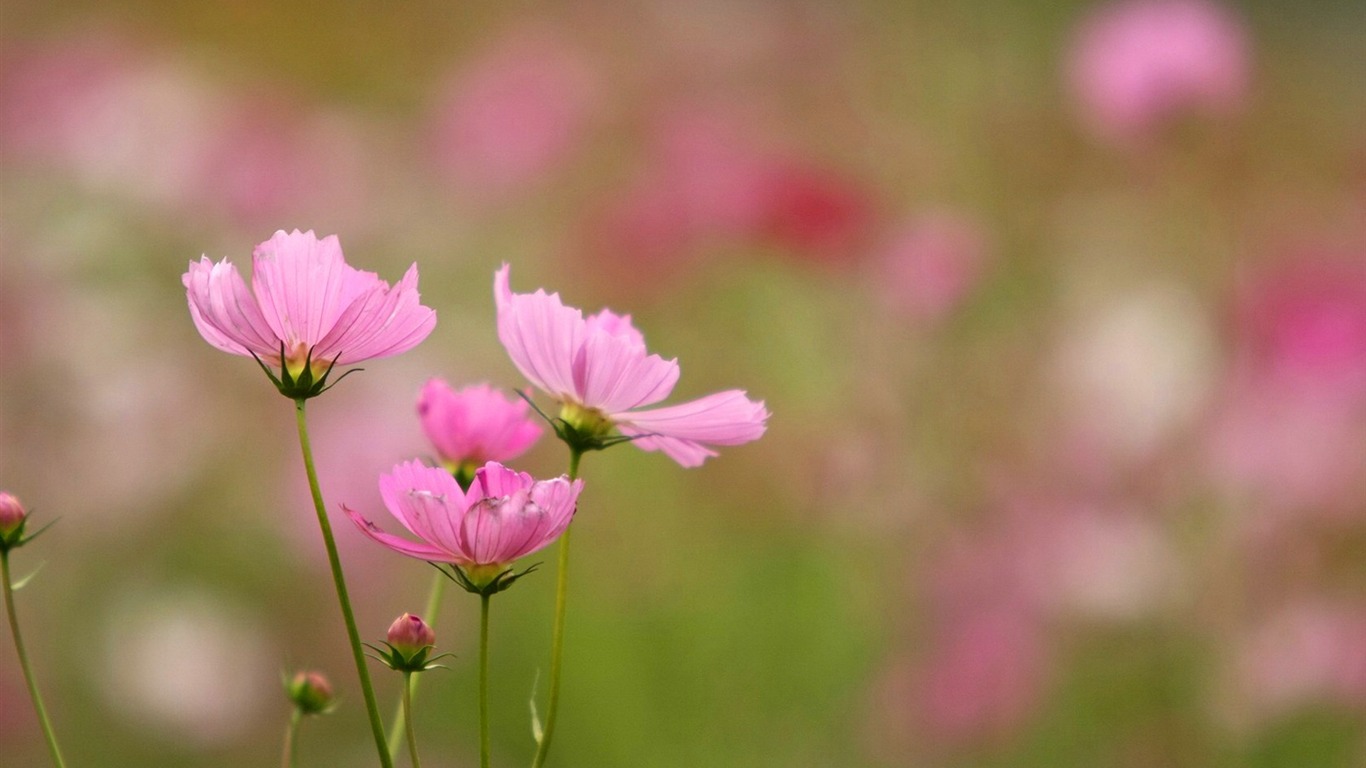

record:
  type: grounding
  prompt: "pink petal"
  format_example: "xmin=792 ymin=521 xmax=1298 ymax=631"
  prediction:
xmin=494 ymin=264 xmax=584 ymax=401
xmin=573 ymin=330 xmax=680 ymax=413
xmin=343 ymin=504 xmax=452 ymax=562
xmin=465 ymin=461 xmax=535 ymax=508
xmin=250 ymin=230 xmax=364 ymax=349
xmin=417 ymin=380 xmax=542 ymax=464
xmin=617 ymin=390 xmax=769 ymax=467
xmin=183 ymin=257 xmax=280 ymax=358
xmin=379 ymin=460 xmax=467 ymax=551
xmin=316 ymin=263 xmax=437 ymax=365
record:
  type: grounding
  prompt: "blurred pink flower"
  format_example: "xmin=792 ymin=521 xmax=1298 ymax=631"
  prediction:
xmin=873 ymin=212 xmax=989 ymax=320
xmin=917 ymin=607 xmax=1049 ymax=741
xmin=346 ymin=460 xmax=581 ymax=572
xmin=184 ymin=230 xmax=436 ymax=381
xmin=869 ymin=607 xmax=1048 ymax=750
xmin=1237 ymin=253 xmax=1366 ymax=398
xmin=1235 ymin=600 xmax=1366 ymax=718
xmin=429 ymin=30 xmax=598 ymax=200
xmin=197 ymin=99 xmax=367 ymax=228
xmin=1207 ymin=253 xmax=1366 ymax=513
xmin=417 ymin=379 xmax=543 ymax=472
xmin=494 ymin=264 xmax=769 ymax=466
xmin=1066 ymin=0 xmax=1251 ymax=144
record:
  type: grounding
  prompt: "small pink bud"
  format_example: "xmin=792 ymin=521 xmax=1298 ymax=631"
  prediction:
xmin=285 ymin=670 xmax=334 ymax=715
xmin=387 ymin=613 xmax=435 ymax=658
xmin=0 ymin=493 xmax=25 ymax=537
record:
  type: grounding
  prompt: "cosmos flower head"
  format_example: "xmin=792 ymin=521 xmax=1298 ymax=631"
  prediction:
xmin=494 ymin=264 xmax=768 ymax=466
xmin=345 ymin=460 xmax=581 ymax=594
xmin=417 ymin=379 xmax=543 ymax=482
xmin=183 ymin=230 xmax=436 ymax=398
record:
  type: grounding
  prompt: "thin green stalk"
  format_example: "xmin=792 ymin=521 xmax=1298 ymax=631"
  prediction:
xmin=2 ymin=551 xmax=66 ymax=768
xmin=387 ymin=573 xmax=447 ymax=759
xmin=530 ymin=449 xmax=582 ymax=768
xmin=480 ymin=592 xmax=492 ymax=768
xmin=294 ymin=399 xmax=393 ymax=768
xmin=282 ymin=709 xmax=302 ymax=768
xmin=402 ymin=673 xmax=423 ymax=768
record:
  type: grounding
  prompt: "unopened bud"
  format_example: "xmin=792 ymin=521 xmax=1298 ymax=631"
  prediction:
xmin=0 ymin=493 xmax=24 ymax=536
xmin=286 ymin=670 xmax=334 ymax=715
xmin=0 ymin=492 xmax=27 ymax=548
xmin=387 ymin=613 xmax=435 ymax=658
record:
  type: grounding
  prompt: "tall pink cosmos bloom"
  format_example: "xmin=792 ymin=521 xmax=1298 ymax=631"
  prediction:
xmin=183 ymin=230 xmax=436 ymax=396
xmin=493 ymin=264 xmax=769 ymax=467
xmin=346 ymin=460 xmax=581 ymax=584
xmin=417 ymin=379 xmax=543 ymax=474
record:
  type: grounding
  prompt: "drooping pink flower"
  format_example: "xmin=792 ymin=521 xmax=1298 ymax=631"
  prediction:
xmin=346 ymin=460 xmax=581 ymax=575
xmin=183 ymin=230 xmax=436 ymax=393
xmin=494 ymin=264 xmax=769 ymax=467
xmin=1066 ymin=0 xmax=1251 ymax=145
xmin=417 ymin=379 xmax=543 ymax=472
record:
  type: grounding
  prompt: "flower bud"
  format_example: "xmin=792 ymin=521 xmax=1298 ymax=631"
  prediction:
xmin=0 ymin=492 xmax=27 ymax=549
xmin=0 ymin=493 xmax=24 ymax=536
xmin=387 ymin=613 xmax=435 ymax=658
xmin=285 ymin=670 xmax=334 ymax=715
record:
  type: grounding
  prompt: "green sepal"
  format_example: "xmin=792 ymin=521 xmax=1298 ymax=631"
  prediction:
xmin=364 ymin=641 xmax=453 ymax=674
xmin=0 ymin=514 xmax=56 ymax=554
xmin=515 ymin=390 xmax=644 ymax=455
xmin=250 ymin=342 xmax=359 ymax=400
xmin=430 ymin=561 xmax=540 ymax=597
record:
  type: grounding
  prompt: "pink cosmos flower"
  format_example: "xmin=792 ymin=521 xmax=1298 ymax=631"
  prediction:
xmin=1066 ymin=0 xmax=1251 ymax=145
xmin=417 ymin=379 xmax=543 ymax=472
xmin=345 ymin=460 xmax=581 ymax=580
xmin=183 ymin=230 xmax=436 ymax=394
xmin=494 ymin=264 xmax=769 ymax=467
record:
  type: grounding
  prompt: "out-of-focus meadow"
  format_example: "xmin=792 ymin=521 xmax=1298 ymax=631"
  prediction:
xmin=2 ymin=1 xmax=1365 ymax=766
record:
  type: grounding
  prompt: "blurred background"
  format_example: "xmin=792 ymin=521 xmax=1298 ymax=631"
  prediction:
xmin=2 ymin=0 xmax=1364 ymax=766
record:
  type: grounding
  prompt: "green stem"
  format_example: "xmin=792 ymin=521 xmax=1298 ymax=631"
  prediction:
xmin=530 ymin=449 xmax=582 ymax=768
xmin=282 ymin=709 xmax=301 ymax=768
xmin=294 ymin=399 xmax=393 ymax=768
xmin=387 ymin=572 xmax=447 ymax=760
xmin=480 ymin=592 xmax=492 ymax=768
xmin=2 ymin=551 xmax=66 ymax=768
xmin=402 ymin=673 xmax=422 ymax=768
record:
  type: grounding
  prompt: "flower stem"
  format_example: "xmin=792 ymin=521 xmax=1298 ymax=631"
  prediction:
xmin=402 ymin=673 xmax=422 ymax=768
xmin=1 ymin=551 xmax=66 ymax=768
xmin=294 ymin=398 xmax=393 ymax=768
xmin=387 ymin=572 xmax=446 ymax=760
xmin=282 ymin=709 xmax=302 ymax=768
xmin=480 ymin=592 xmax=492 ymax=768
xmin=530 ymin=449 xmax=582 ymax=768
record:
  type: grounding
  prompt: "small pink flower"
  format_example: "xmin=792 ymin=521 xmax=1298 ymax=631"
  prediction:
xmin=494 ymin=265 xmax=769 ymax=467
xmin=1066 ymin=0 xmax=1251 ymax=144
xmin=183 ymin=230 xmax=436 ymax=393
xmin=417 ymin=379 xmax=542 ymax=472
xmin=346 ymin=460 xmax=581 ymax=576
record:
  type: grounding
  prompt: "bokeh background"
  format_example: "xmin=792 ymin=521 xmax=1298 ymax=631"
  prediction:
xmin=2 ymin=1 xmax=1365 ymax=766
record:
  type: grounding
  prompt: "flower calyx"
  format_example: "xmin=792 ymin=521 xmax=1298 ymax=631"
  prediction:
xmin=250 ymin=342 xmax=360 ymax=400
xmin=432 ymin=560 xmax=541 ymax=597
xmin=517 ymin=392 xmax=640 ymax=455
